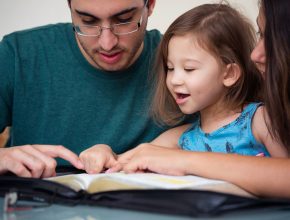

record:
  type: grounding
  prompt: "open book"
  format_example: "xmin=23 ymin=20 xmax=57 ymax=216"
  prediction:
xmin=48 ymin=172 xmax=253 ymax=198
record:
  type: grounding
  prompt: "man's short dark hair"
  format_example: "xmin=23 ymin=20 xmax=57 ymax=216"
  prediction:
xmin=67 ymin=0 xmax=147 ymax=7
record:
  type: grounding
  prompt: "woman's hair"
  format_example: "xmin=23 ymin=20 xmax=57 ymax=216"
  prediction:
xmin=151 ymin=3 xmax=262 ymax=126
xmin=261 ymin=0 xmax=290 ymax=151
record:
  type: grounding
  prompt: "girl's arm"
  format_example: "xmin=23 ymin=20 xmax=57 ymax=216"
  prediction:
xmin=150 ymin=124 xmax=191 ymax=148
xmin=113 ymin=124 xmax=190 ymax=172
xmin=252 ymin=106 xmax=288 ymax=157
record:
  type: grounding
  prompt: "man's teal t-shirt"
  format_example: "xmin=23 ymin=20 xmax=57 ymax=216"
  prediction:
xmin=0 ymin=23 xmax=165 ymax=164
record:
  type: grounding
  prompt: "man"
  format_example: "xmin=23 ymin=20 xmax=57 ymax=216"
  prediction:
xmin=0 ymin=128 xmax=9 ymax=147
xmin=0 ymin=0 xmax=164 ymax=177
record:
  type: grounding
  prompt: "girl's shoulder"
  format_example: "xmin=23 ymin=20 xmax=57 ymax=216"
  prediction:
xmin=242 ymin=102 xmax=263 ymax=115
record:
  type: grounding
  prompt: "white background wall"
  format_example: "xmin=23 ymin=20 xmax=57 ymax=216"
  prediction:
xmin=0 ymin=0 xmax=258 ymax=40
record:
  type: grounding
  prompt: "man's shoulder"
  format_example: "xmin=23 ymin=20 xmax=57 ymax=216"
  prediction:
xmin=146 ymin=29 xmax=162 ymax=38
xmin=2 ymin=23 xmax=71 ymax=43
xmin=145 ymin=29 xmax=162 ymax=47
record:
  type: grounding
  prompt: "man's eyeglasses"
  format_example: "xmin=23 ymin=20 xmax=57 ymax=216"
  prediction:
xmin=73 ymin=0 xmax=148 ymax=37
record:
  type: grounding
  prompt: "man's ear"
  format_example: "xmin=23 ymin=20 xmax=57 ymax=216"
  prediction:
xmin=223 ymin=63 xmax=241 ymax=87
xmin=147 ymin=0 xmax=156 ymax=17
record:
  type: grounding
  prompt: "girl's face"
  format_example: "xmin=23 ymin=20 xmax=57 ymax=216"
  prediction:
xmin=166 ymin=34 xmax=227 ymax=115
xmin=251 ymin=8 xmax=266 ymax=75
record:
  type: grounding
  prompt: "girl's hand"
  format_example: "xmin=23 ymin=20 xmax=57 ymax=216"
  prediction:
xmin=113 ymin=143 xmax=189 ymax=175
xmin=79 ymin=144 xmax=118 ymax=174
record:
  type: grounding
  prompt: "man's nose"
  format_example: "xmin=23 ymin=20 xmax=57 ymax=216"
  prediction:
xmin=98 ymin=28 xmax=118 ymax=51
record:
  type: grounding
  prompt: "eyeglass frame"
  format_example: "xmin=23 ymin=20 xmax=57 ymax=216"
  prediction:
xmin=73 ymin=0 xmax=149 ymax=37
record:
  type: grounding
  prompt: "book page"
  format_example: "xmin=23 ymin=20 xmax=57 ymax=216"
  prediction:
xmin=48 ymin=173 xmax=111 ymax=191
xmin=48 ymin=172 xmax=253 ymax=197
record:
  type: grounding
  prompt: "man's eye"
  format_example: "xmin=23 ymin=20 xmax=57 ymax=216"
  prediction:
xmin=117 ymin=17 xmax=133 ymax=23
xmin=81 ymin=19 xmax=96 ymax=25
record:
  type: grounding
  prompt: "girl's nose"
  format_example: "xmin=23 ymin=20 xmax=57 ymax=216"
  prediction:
xmin=168 ymin=71 xmax=184 ymax=86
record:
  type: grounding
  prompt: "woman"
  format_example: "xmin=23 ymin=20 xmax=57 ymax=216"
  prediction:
xmin=116 ymin=0 xmax=290 ymax=199
xmin=251 ymin=0 xmax=290 ymax=149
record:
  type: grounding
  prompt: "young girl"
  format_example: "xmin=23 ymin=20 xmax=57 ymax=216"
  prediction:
xmin=115 ymin=2 xmax=290 ymax=198
xmin=122 ymin=3 xmax=287 ymax=157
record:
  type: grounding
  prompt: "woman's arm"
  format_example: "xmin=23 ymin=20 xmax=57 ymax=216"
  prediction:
xmin=252 ymin=106 xmax=288 ymax=157
xmin=184 ymin=152 xmax=290 ymax=198
xmin=120 ymin=146 xmax=290 ymax=198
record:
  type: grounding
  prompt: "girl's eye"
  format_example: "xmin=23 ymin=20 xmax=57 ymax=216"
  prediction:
xmin=184 ymin=68 xmax=195 ymax=72
xmin=167 ymin=67 xmax=174 ymax=72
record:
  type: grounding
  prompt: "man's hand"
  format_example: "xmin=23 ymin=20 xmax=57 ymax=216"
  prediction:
xmin=0 ymin=145 xmax=84 ymax=178
xmin=79 ymin=144 xmax=118 ymax=174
